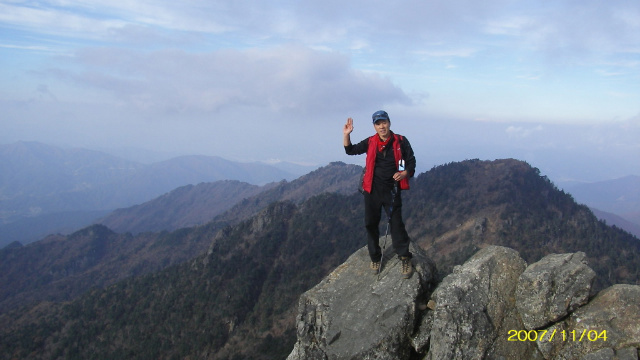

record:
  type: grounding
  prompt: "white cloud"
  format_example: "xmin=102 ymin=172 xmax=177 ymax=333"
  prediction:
xmin=0 ymin=2 xmax=128 ymax=40
xmin=42 ymin=45 xmax=411 ymax=117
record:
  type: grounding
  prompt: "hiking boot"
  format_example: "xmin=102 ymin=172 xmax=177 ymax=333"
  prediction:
xmin=370 ymin=261 xmax=381 ymax=274
xmin=400 ymin=257 xmax=413 ymax=279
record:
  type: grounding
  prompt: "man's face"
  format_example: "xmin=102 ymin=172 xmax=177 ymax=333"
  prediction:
xmin=374 ymin=119 xmax=391 ymax=139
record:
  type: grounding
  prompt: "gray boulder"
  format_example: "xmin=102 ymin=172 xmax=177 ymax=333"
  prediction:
xmin=287 ymin=241 xmax=436 ymax=360
xmin=516 ymin=252 xmax=596 ymax=330
xmin=581 ymin=347 xmax=639 ymax=360
xmin=537 ymin=284 xmax=640 ymax=360
xmin=423 ymin=245 xmax=543 ymax=360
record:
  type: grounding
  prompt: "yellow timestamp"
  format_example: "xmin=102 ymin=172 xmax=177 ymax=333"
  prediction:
xmin=508 ymin=329 xmax=607 ymax=342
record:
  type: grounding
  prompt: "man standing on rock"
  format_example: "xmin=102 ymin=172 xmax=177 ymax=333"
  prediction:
xmin=343 ymin=110 xmax=416 ymax=278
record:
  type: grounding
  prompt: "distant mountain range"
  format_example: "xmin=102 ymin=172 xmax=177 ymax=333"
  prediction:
xmin=1 ymin=159 xmax=638 ymax=359
xmin=0 ymin=141 xmax=315 ymax=247
xmin=561 ymin=175 xmax=640 ymax=238
xmin=590 ymin=208 xmax=640 ymax=239
xmin=563 ymin=175 xmax=640 ymax=215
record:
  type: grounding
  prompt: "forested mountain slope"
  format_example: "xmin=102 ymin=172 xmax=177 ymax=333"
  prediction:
xmin=1 ymin=159 xmax=638 ymax=359
xmin=0 ymin=162 xmax=362 ymax=314
xmin=404 ymin=159 xmax=639 ymax=290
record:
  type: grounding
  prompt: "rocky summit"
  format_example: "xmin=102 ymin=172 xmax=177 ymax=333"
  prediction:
xmin=287 ymin=242 xmax=437 ymax=360
xmin=288 ymin=245 xmax=640 ymax=360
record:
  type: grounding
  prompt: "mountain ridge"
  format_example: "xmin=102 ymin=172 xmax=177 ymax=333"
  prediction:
xmin=97 ymin=161 xmax=362 ymax=234
xmin=97 ymin=180 xmax=272 ymax=234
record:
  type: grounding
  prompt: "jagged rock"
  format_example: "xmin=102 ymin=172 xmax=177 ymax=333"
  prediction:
xmin=536 ymin=284 xmax=640 ymax=360
xmin=582 ymin=347 xmax=615 ymax=360
xmin=516 ymin=252 xmax=596 ymax=330
xmin=286 ymin=241 xmax=436 ymax=360
xmin=616 ymin=347 xmax=640 ymax=360
xmin=582 ymin=347 xmax=639 ymax=360
xmin=423 ymin=245 xmax=544 ymax=360
xmin=288 ymin=243 xmax=639 ymax=360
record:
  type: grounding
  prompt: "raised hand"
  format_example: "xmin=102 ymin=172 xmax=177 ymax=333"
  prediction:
xmin=343 ymin=117 xmax=354 ymax=135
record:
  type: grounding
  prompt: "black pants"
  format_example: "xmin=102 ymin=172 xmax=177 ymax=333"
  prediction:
xmin=364 ymin=185 xmax=412 ymax=262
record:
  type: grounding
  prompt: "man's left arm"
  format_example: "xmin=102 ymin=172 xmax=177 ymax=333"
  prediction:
xmin=401 ymin=136 xmax=416 ymax=177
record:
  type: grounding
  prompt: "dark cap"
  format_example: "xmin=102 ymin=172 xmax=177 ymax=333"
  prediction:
xmin=372 ymin=110 xmax=390 ymax=123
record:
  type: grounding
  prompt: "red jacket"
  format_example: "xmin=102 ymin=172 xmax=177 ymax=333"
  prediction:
xmin=362 ymin=133 xmax=411 ymax=193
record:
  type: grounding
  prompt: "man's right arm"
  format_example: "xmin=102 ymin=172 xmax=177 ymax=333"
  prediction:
xmin=343 ymin=117 xmax=369 ymax=155
xmin=343 ymin=117 xmax=354 ymax=147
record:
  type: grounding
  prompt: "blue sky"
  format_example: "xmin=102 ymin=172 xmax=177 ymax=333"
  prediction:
xmin=1 ymin=0 xmax=639 ymax=182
